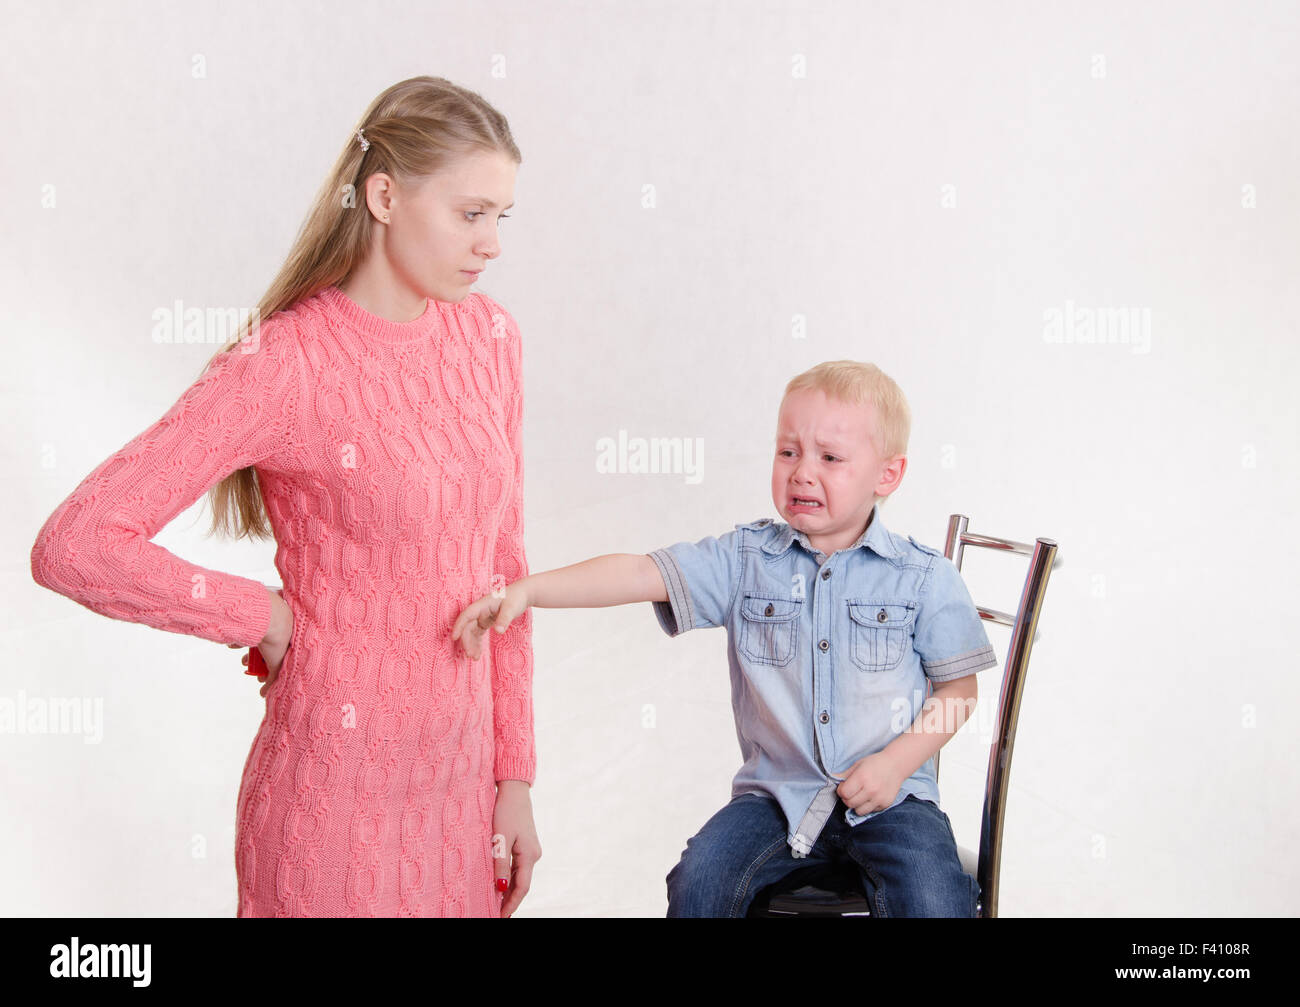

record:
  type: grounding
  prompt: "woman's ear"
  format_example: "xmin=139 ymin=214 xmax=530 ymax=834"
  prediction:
xmin=364 ymin=172 xmax=396 ymax=224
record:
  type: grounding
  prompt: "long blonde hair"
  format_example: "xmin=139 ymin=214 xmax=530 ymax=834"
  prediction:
xmin=202 ymin=76 xmax=521 ymax=541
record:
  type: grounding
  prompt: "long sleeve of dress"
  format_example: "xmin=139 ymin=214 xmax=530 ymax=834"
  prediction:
xmin=481 ymin=299 xmax=536 ymax=786
xmin=30 ymin=315 xmax=306 ymax=648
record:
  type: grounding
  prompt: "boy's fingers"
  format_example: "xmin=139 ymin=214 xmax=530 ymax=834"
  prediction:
xmin=453 ymin=600 xmax=486 ymax=637
xmin=489 ymin=602 xmax=515 ymax=634
xmin=452 ymin=607 xmax=474 ymax=639
xmin=458 ymin=624 xmax=482 ymax=660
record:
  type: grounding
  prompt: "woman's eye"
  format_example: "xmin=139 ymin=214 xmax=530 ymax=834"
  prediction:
xmin=823 ymin=454 xmax=838 ymax=462
xmin=464 ymin=211 xmax=511 ymax=222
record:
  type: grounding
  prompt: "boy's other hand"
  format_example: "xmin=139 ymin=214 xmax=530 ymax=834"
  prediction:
xmin=451 ymin=581 xmax=530 ymax=660
xmin=836 ymin=751 xmax=907 ymax=816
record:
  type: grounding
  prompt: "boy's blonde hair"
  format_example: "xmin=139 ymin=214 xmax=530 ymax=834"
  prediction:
xmin=781 ymin=360 xmax=911 ymax=461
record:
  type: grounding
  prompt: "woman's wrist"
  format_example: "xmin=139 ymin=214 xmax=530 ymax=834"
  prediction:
xmin=259 ymin=589 xmax=293 ymax=649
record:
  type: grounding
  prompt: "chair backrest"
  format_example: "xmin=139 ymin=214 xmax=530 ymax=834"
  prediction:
xmin=933 ymin=514 xmax=1059 ymax=919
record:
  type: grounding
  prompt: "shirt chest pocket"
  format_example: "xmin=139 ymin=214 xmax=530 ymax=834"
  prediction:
xmin=738 ymin=594 xmax=802 ymax=667
xmin=846 ymin=600 xmax=916 ymax=672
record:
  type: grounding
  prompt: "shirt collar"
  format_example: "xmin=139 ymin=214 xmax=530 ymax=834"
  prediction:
xmin=761 ymin=503 xmax=900 ymax=561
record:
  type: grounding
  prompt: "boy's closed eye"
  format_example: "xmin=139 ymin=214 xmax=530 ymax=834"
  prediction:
xmin=778 ymin=449 xmax=841 ymax=462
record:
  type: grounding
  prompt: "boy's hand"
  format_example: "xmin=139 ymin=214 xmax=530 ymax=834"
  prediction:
xmin=451 ymin=580 xmax=530 ymax=660
xmin=836 ymin=751 xmax=907 ymax=816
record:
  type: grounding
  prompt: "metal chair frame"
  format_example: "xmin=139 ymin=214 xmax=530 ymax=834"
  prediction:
xmin=746 ymin=513 xmax=1059 ymax=918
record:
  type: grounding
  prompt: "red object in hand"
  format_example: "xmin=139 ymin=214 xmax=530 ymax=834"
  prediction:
xmin=244 ymin=647 xmax=268 ymax=678
xmin=495 ymin=877 xmax=509 ymax=894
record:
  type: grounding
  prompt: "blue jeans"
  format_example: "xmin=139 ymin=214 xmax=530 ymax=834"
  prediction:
xmin=666 ymin=791 xmax=979 ymax=917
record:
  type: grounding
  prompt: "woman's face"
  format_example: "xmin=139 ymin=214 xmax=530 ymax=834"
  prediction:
xmin=379 ymin=149 xmax=517 ymax=304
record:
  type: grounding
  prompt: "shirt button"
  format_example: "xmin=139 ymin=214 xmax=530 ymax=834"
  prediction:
xmin=819 ymin=711 xmax=830 ymax=724
xmin=877 ymin=608 xmax=888 ymax=623
xmin=821 ymin=568 xmax=831 ymax=580
xmin=764 ymin=603 xmax=774 ymax=617
xmin=819 ymin=639 xmax=829 ymax=652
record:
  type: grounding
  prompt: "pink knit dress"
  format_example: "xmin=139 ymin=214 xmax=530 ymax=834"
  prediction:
xmin=30 ymin=285 xmax=535 ymax=917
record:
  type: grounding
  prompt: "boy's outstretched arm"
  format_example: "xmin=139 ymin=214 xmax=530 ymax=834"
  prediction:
xmin=523 ymin=554 xmax=668 ymax=608
xmin=452 ymin=554 xmax=668 ymax=658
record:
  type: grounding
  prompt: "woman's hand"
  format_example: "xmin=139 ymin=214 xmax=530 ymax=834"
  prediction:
xmin=451 ymin=580 xmax=530 ymax=660
xmin=229 ymin=588 xmax=294 ymax=698
xmin=492 ymin=780 xmax=541 ymax=917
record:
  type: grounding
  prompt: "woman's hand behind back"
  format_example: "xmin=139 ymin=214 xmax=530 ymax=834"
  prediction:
xmin=230 ymin=587 xmax=294 ymax=697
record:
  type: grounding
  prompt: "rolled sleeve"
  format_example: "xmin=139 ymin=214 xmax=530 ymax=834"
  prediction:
xmin=913 ymin=555 xmax=998 ymax=683
xmin=647 ymin=529 xmax=741 ymax=637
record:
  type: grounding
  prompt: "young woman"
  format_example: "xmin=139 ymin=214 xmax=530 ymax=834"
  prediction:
xmin=29 ymin=76 xmax=541 ymax=917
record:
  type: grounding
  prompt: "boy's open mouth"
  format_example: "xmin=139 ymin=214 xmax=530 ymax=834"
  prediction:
xmin=790 ymin=497 xmax=823 ymax=509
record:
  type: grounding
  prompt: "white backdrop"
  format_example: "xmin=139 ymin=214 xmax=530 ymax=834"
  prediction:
xmin=4 ymin=0 xmax=1297 ymax=917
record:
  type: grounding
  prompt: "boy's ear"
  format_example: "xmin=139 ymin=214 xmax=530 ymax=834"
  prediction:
xmin=876 ymin=454 xmax=907 ymax=496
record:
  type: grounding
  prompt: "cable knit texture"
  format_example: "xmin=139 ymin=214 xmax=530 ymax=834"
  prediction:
xmin=30 ymin=285 xmax=535 ymax=917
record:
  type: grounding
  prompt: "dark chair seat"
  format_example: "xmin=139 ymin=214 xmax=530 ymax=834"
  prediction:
xmin=747 ymin=861 xmax=871 ymax=917
xmin=746 ymin=844 xmax=980 ymax=917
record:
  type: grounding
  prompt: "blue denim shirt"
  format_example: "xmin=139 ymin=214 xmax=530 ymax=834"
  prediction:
xmin=648 ymin=504 xmax=997 ymax=857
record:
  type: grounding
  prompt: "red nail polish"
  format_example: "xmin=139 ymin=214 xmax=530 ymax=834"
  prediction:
xmin=245 ymin=648 xmax=268 ymax=678
xmin=495 ymin=877 xmax=509 ymax=893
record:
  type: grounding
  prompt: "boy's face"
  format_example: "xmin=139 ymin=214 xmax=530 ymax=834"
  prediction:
xmin=771 ymin=388 xmax=907 ymax=556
